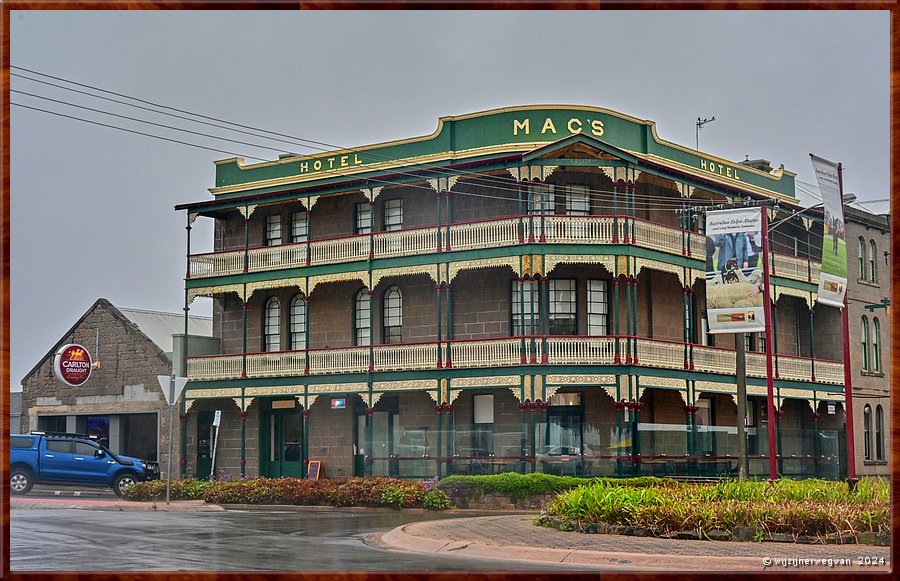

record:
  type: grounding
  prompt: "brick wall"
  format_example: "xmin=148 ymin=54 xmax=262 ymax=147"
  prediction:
xmin=451 ymin=175 xmax=519 ymax=222
xmin=308 ymin=281 xmax=360 ymax=349
xmin=311 ymin=192 xmax=366 ymax=239
xmin=306 ymin=395 xmax=358 ymax=478
xmin=371 ymin=275 xmax=437 ymax=344
xmin=451 ymin=268 xmax=513 ymax=339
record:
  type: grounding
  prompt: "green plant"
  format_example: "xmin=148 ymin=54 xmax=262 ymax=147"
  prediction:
xmin=422 ymin=489 xmax=452 ymax=511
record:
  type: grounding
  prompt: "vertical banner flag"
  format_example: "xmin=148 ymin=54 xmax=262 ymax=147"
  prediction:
xmin=810 ymin=154 xmax=847 ymax=308
xmin=705 ymin=208 xmax=766 ymax=334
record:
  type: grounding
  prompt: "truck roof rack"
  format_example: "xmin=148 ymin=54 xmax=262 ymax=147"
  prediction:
xmin=29 ymin=431 xmax=101 ymax=440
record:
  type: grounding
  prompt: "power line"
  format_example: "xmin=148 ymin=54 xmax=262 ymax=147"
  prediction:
xmin=12 ymin=65 xmax=806 ymax=213
xmin=13 ymin=89 xmax=293 ymax=155
xmin=12 ymin=102 xmax=271 ymax=162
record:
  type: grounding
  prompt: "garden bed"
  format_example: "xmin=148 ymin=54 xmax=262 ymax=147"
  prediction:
xmin=537 ymin=477 xmax=889 ymax=545
xmin=123 ymin=476 xmax=451 ymax=510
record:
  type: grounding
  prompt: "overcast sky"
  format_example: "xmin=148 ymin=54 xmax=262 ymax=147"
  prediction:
xmin=9 ymin=10 xmax=889 ymax=391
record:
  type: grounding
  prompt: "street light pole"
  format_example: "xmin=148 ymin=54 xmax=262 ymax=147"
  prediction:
xmin=760 ymin=207 xmax=779 ymax=481
xmin=837 ymin=163 xmax=858 ymax=486
xmin=734 ymin=333 xmax=749 ymax=480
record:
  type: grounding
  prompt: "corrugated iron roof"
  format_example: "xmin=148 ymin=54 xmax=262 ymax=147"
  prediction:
xmin=118 ymin=308 xmax=212 ymax=355
xmin=795 ymin=180 xmax=889 ymax=216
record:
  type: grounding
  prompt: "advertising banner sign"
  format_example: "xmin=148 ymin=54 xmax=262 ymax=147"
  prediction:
xmin=705 ymin=208 xmax=766 ymax=334
xmin=53 ymin=344 xmax=93 ymax=386
xmin=810 ymin=154 xmax=847 ymax=308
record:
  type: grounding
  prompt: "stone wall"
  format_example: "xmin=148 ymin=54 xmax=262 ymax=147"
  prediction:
xmin=20 ymin=300 xmax=178 ymax=478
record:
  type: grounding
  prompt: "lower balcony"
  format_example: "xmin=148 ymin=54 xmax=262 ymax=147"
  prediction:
xmin=186 ymin=335 xmax=844 ymax=385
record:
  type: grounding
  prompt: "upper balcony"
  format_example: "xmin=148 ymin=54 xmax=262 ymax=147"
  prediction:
xmin=187 ymin=214 xmax=821 ymax=286
xmin=186 ymin=335 xmax=844 ymax=386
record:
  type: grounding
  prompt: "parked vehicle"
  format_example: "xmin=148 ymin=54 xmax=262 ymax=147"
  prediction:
xmin=9 ymin=432 xmax=159 ymax=497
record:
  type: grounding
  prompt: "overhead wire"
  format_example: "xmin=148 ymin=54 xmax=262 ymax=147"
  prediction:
xmin=13 ymin=90 xmax=835 ymax=257
xmin=14 ymin=64 xmax=856 ymax=258
xmin=12 ymin=66 xmax=788 ymax=211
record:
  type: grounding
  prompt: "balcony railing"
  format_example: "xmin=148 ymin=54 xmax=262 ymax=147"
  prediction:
xmin=189 ymin=215 xmax=823 ymax=287
xmin=186 ymin=335 xmax=844 ymax=389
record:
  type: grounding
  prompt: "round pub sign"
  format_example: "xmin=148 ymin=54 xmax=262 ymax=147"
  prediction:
xmin=53 ymin=344 xmax=93 ymax=387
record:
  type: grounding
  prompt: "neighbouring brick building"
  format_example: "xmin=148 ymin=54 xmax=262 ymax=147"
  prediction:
xmin=176 ymin=105 xmax=869 ymax=481
xmin=845 ymin=206 xmax=890 ymax=477
xmin=20 ymin=298 xmax=215 ymax=479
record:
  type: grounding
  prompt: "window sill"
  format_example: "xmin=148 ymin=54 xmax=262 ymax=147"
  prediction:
xmin=860 ymin=371 xmax=885 ymax=378
xmin=855 ymin=279 xmax=881 ymax=288
xmin=863 ymin=460 xmax=888 ymax=466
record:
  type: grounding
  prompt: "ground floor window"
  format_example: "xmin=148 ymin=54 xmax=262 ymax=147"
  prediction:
xmin=38 ymin=415 xmax=67 ymax=433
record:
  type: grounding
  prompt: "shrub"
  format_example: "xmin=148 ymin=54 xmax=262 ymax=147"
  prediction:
xmin=422 ymin=489 xmax=452 ymax=511
xmin=122 ymin=478 xmax=209 ymax=501
xmin=195 ymin=476 xmax=443 ymax=509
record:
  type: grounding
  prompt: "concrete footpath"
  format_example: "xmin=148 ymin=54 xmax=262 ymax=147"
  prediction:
xmin=12 ymin=498 xmax=891 ymax=572
xmin=371 ymin=515 xmax=892 ymax=572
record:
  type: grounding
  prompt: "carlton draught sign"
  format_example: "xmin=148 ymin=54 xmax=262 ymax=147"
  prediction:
xmin=53 ymin=344 xmax=93 ymax=386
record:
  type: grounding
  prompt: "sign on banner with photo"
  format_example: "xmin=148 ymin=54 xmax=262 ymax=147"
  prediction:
xmin=810 ymin=154 xmax=848 ymax=308
xmin=704 ymin=207 xmax=766 ymax=334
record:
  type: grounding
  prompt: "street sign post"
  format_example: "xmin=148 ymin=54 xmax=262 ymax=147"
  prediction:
xmin=157 ymin=374 xmax=189 ymax=505
xmin=210 ymin=410 xmax=222 ymax=478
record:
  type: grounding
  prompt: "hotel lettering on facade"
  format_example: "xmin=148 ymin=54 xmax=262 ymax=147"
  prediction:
xmin=176 ymin=105 xmax=857 ymax=480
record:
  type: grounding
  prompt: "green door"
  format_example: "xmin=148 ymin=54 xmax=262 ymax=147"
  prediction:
xmin=262 ymin=400 xmax=305 ymax=477
xmin=197 ymin=411 xmax=213 ymax=479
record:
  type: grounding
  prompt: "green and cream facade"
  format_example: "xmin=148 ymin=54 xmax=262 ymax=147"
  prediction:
xmin=177 ymin=105 xmax=849 ymax=480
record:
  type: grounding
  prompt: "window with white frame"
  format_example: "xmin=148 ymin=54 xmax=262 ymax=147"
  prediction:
xmin=565 ymin=185 xmax=590 ymax=215
xmin=264 ymin=297 xmax=281 ymax=352
xmin=355 ymin=202 xmax=372 ymax=235
xmin=289 ymin=294 xmax=306 ymax=350
xmin=875 ymin=405 xmax=884 ymax=461
xmin=587 ymin=280 xmax=608 ymax=336
xmin=872 ymin=317 xmax=881 ymax=372
xmin=354 ymin=289 xmax=371 ymax=346
xmin=383 ymin=199 xmax=403 ymax=232
xmin=265 ymin=215 xmax=282 ymax=246
xmin=863 ymin=404 xmax=872 ymax=461
xmin=383 ymin=286 xmax=403 ymax=344
xmin=526 ymin=183 xmax=554 ymax=214
xmin=860 ymin=316 xmax=870 ymax=371
xmin=857 ymin=236 xmax=866 ymax=280
xmin=291 ymin=211 xmax=308 ymax=243
xmin=869 ymin=239 xmax=878 ymax=283
xmin=548 ymin=279 xmax=577 ymax=335
xmin=511 ymin=280 xmax=539 ymax=336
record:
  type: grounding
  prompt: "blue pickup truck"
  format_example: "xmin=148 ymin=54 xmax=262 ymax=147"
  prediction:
xmin=10 ymin=432 xmax=159 ymax=497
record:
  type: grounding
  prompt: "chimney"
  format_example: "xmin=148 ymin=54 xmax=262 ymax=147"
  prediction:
xmin=739 ymin=156 xmax=773 ymax=173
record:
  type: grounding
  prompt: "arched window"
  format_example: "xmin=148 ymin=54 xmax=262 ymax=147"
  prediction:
xmin=872 ymin=318 xmax=882 ymax=373
xmin=857 ymin=236 xmax=866 ymax=280
xmin=869 ymin=240 xmax=878 ymax=283
xmin=875 ymin=405 xmax=884 ymax=462
xmin=383 ymin=286 xmax=403 ymax=344
xmin=863 ymin=404 xmax=872 ymax=461
xmin=264 ymin=297 xmax=281 ymax=352
xmin=354 ymin=289 xmax=371 ymax=347
xmin=860 ymin=316 xmax=870 ymax=371
xmin=289 ymin=294 xmax=306 ymax=350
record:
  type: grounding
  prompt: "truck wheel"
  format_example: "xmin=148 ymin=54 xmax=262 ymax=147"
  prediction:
xmin=113 ymin=472 xmax=138 ymax=497
xmin=10 ymin=467 xmax=34 ymax=495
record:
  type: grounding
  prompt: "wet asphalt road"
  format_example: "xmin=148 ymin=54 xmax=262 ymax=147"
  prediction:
xmin=10 ymin=507 xmax=592 ymax=572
